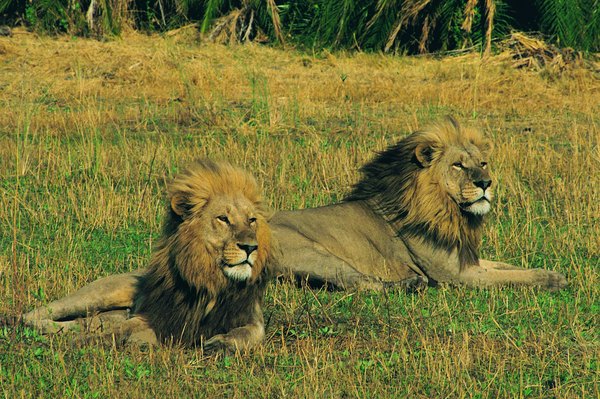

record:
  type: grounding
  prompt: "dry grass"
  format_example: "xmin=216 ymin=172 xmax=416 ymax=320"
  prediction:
xmin=0 ymin=29 xmax=598 ymax=398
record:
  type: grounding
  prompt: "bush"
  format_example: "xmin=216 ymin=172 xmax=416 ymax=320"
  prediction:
xmin=0 ymin=0 xmax=597 ymax=52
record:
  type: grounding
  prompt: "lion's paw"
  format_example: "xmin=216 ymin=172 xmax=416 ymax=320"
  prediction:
xmin=546 ymin=270 xmax=568 ymax=291
xmin=203 ymin=334 xmax=230 ymax=352
xmin=534 ymin=269 xmax=568 ymax=291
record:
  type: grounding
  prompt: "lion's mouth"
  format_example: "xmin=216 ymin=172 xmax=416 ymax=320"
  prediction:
xmin=222 ymin=260 xmax=253 ymax=282
xmin=223 ymin=260 xmax=253 ymax=268
xmin=460 ymin=195 xmax=491 ymax=216
xmin=461 ymin=196 xmax=489 ymax=208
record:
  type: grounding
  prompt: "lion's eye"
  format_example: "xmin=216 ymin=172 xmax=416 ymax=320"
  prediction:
xmin=481 ymin=162 xmax=488 ymax=169
xmin=452 ymin=162 xmax=464 ymax=170
xmin=248 ymin=217 xmax=257 ymax=225
xmin=217 ymin=215 xmax=230 ymax=225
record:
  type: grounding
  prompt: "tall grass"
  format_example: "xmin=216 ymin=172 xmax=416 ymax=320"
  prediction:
xmin=0 ymin=33 xmax=598 ymax=397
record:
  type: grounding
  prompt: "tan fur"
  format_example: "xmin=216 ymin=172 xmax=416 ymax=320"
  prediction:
xmin=132 ymin=160 xmax=271 ymax=348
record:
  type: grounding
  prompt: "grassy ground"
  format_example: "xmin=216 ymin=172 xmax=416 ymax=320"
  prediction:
xmin=0 ymin=29 xmax=598 ymax=398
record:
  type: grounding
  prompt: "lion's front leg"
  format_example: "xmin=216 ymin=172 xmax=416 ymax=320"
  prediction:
xmin=23 ymin=270 xmax=144 ymax=328
xmin=204 ymin=323 xmax=265 ymax=352
xmin=204 ymin=301 xmax=265 ymax=352
xmin=460 ymin=259 xmax=568 ymax=290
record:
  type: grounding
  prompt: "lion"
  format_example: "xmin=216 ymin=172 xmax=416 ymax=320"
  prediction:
xmin=23 ymin=159 xmax=272 ymax=350
xmin=22 ymin=118 xmax=567 ymax=334
xmin=270 ymin=117 xmax=567 ymax=290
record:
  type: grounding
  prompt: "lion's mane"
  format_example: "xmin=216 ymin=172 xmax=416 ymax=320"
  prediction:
xmin=133 ymin=160 xmax=271 ymax=346
xmin=346 ymin=118 xmax=492 ymax=269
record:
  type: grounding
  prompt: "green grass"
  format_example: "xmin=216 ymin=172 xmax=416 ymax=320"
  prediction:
xmin=0 ymin=33 xmax=598 ymax=398
xmin=1 ymin=286 xmax=596 ymax=397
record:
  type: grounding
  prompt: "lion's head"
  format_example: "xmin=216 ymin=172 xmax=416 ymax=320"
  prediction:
xmin=159 ymin=159 xmax=271 ymax=294
xmin=346 ymin=117 xmax=493 ymax=267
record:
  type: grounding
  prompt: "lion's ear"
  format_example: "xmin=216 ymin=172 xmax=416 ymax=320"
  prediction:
xmin=170 ymin=193 xmax=191 ymax=216
xmin=415 ymin=142 xmax=440 ymax=167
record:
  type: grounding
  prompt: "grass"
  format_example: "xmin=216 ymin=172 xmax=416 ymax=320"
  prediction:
xmin=0 ymin=29 xmax=598 ymax=398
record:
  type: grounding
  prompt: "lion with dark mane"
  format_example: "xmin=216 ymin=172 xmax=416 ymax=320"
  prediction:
xmin=270 ymin=117 xmax=566 ymax=289
xmin=24 ymin=160 xmax=271 ymax=350
xmin=23 ymin=118 xmax=566 ymax=338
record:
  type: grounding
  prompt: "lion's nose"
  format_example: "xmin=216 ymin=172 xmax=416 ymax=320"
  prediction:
xmin=237 ymin=243 xmax=258 ymax=256
xmin=474 ymin=179 xmax=492 ymax=190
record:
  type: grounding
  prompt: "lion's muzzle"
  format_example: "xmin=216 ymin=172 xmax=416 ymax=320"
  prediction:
xmin=222 ymin=234 xmax=259 ymax=281
xmin=474 ymin=178 xmax=492 ymax=190
xmin=237 ymin=243 xmax=258 ymax=257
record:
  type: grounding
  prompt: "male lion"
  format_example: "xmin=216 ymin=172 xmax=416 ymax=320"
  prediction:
xmin=23 ymin=118 xmax=567 ymax=334
xmin=24 ymin=160 xmax=272 ymax=350
xmin=270 ymin=117 xmax=567 ymax=290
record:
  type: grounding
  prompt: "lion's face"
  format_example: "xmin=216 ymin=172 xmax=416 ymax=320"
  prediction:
xmin=201 ymin=194 xmax=265 ymax=282
xmin=410 ymin=121 xmax=493 ymax=220
xmin=435 ymin=142 xmax=493 ymax=216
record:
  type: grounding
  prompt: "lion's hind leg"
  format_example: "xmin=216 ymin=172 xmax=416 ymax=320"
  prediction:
xmin=28 ymin=312 xmax=158 ymax=347
xmin=116 ymin=316 xmax=158 ymax=346
xmin=22 ymin=270 xmax=143 ymax=328
xmin=20 ymin=309 xmax=128 ymax=336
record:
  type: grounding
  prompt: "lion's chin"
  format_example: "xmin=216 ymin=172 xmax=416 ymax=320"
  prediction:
xmin=222 ymin=263 xmax=253 ymax=281
xmin=463 ymin=198 xmax=491 ymax=215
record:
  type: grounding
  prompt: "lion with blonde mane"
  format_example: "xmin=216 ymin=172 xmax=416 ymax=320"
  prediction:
xmin=23 ymin=118 xmax=566 ymax=337
xmin=24 ymin=160 xmax=271 ymax=350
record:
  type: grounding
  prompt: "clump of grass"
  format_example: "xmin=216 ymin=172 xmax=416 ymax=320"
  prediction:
xmin=0 ymin=33 xmax=598 ymax=397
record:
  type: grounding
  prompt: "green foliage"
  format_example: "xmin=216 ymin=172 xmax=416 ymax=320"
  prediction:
xmin=0 ymin=0 xmax=125 ymax=36
xmin=24 ymin=0 xmax=86 ymax=34
xmin=278 ymin=0 xmax=500 ymax=53
xmin=1 ymin=0 xmax=597 ymax=53
xmin=537 ymin=0 xmax=600 ymax=51
xmin=200 ymin=0 xmax=224 ymax=33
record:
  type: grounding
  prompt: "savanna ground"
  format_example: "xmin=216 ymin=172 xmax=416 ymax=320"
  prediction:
xmin=0 ymin=28 xmax=598 ymax=398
